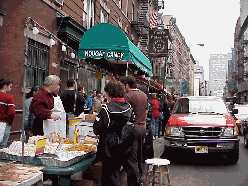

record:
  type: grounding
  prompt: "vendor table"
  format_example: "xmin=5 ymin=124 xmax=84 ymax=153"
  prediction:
xmin=41 ymin=153 xmax=96 ymax=186
xmin=0 ymin=161 xmax=43 ymax=186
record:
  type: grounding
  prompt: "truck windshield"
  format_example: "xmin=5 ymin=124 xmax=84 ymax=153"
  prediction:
xmin=173 ymin=98 xmax=229 ymax=115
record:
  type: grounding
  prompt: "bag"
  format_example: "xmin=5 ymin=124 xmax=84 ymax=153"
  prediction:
xmin=147 ymin=103 xmax=152 ymax=118
xmin=143 ymin=119 xmax=154 ymax=159
xmin=159 ymin=112 xmax=164 ymax=120
xmin=43 ymin=112 xmax=67 ymax=138
xmin=0 ymin=122 xmax=7 ymax=143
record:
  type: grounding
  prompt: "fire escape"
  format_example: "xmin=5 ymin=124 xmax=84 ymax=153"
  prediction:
xmin=131 ymin=0 xmax=164 ymax=56
xmin=131 ymin=0 xmax=150 ymax=55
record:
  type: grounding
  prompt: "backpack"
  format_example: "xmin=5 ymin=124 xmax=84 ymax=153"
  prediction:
xmin=102 ymin=104 xmax=135 ymax=158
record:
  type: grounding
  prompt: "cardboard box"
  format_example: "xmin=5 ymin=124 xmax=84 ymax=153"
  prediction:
xmin=85 ymin=114 xmax=97 ymax=121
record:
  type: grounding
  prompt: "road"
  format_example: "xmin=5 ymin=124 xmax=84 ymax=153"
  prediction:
xmin=157 ymin=136 xmax=248 ymax=186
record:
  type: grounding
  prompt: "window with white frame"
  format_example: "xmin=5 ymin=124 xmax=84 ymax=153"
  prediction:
xmin=84 ymin=0 xmax=95 ymax=29
xmin=119 ymin=0 xmax=122 ymax=9
xmin=83 ymin=0 xmax=88 ymax=27
xmin=131 ymin=3 xmax=134 ymax=21
xmin=26 ymin=38 xmax=49 ymax=88
xmin=100 ymin=9 xmax=108 ymax=23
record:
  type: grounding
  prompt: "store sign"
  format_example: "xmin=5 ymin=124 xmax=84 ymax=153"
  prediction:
xmin=84 ymin=50 xmax=125 ymax=59
xmin=149 ymin=29 xmax=169 ymax=57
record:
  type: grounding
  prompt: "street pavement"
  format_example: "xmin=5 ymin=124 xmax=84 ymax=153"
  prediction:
xmin=43 ymin=137 xmax=248 ymax=186
xmin=158 ymin=136 xmax=248 ymax=186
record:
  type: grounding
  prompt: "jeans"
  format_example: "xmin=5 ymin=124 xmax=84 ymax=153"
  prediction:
xmin=0 ymin=123 xmax=11 ymax=149
xmin=141 ymin=162 xmax=147 ymax=183
xmin=151 ymin=117 xmax=159 ymax=137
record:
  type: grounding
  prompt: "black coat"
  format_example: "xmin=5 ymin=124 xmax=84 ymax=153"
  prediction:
xmin=93 ymin=100 xmax=133 ymax=161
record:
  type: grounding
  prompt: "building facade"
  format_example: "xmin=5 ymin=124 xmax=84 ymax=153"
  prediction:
xmin=0 ymin=0 xmax=160 ymax=134
xmin=161 ymin=15 xmax=195 ymax=96
xmin=233 ymin=0 xmax=248 ymax=104
xmin=209 ymin=53 xmax=232 ymax=97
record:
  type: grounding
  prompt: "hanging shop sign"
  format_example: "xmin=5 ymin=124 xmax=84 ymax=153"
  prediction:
xmin=149 ymin=29 xmax=169 ymax=57
xmin=95 ymin=71 xmax=103 ymax=79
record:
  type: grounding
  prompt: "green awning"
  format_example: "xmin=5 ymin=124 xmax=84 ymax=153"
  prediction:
xmin=78 ymin=23 xmax=152 ymax=76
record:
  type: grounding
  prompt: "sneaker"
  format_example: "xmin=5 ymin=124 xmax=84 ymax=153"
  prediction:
xmin=153 ymin=136 xmax=156 ymax=140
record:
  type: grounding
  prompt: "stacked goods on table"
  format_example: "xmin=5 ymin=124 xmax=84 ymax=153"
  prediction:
xmin=0 ymin=161 xmax=43 ymax=185
xmin=0 ymin=132 xmax=98 ymax=167
xmin=84 ymin=114 xmax=97 ymax=122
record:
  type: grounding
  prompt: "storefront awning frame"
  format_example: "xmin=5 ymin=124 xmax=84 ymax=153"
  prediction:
xmin=78 ymin=23 xmax=152 ymax=76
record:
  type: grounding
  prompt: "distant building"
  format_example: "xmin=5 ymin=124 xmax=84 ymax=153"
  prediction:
xmin=209 ymin=54 xmax=232 ymax=97
xmin=194 ymin=61 xmax=205 ymax=96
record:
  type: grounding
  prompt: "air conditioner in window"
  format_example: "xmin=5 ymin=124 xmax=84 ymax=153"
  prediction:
xmin=54 ymin=0 xmax=64 ymax=6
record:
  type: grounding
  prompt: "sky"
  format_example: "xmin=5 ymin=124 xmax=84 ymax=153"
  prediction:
xmin=159 ymin=0 xmax=241 ymax=80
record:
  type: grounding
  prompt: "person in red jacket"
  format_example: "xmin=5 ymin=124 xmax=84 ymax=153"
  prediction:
xmin=0 ymin=78 xmax=15 ymax=149
xmin=151 ymin=93 xmax=160 ymax=139
xmin=29 ymin=75 xmax=62 ymax=136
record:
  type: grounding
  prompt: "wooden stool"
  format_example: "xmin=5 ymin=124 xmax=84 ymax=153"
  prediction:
xmin=143 ymin=158 xmax=171 ymax=186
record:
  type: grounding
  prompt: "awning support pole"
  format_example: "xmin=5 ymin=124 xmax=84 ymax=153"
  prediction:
xmin=126 ymin=61 xmax=128 ymax=76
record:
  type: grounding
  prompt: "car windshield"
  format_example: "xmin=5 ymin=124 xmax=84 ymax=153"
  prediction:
xmin=173 ymin=98 xmax=229 ymax=115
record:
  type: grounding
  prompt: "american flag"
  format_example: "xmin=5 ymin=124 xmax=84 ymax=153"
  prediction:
xmin=149 ymin=12 xmax=163 ymax=29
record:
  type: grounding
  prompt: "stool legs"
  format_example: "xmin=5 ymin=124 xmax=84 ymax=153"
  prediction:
xmin=165 ymin=165 xmax=171 ymax=185
xmin=143 ymin=164 xmax=171 ymax=186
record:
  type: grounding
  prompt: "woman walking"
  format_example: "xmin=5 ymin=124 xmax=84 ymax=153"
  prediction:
xmin=93 ymin=79 xmax=132 ymax=186
xmin=151 ymin=93 xmax=160 ymax=139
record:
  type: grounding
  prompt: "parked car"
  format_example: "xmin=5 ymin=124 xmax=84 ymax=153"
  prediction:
xmin=163 ymin=96 xmax=239 ymax=164
xmin=232 ymin=104 xmax=248 ymax=137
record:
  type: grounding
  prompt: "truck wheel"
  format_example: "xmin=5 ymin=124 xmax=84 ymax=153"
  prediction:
xmin=244 ymin=133 xmax=248 ymax=148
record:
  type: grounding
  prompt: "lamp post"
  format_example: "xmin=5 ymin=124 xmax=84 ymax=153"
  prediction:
xmin=161 ymin=57 xmax=167 ymax=106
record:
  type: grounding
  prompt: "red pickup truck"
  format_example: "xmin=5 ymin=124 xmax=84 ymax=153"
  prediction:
xmin=163 ymin=96 xmax=239 ymax=164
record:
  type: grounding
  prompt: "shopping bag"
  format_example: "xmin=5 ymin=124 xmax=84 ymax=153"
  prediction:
xmin=0 ymin=122 xmax=7 ymax=143
xmin=43 ymin=112 xmax=66 ymax=138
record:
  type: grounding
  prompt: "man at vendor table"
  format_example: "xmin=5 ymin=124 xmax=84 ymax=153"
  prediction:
xmin=29 ymin=75 xmax=65 ymax=136
xmin=121 ymin=76 xmax=148 ymax=186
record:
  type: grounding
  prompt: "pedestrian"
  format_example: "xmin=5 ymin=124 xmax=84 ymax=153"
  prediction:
xmin=93 ymin=79 xmax=132 ymax=186
xmin=0 ymin=78 xmax=15 ymax=149
xmin=121 ymin=76 xmax=148 ymax=185
xmin=85 ymin=89 xmax=96 ymax=114
xmin=60 ymin=79 xmax=87 ymax=137
xmin=167 ymin=94 xmax=175 ymax=113
xmin=137 ymin=85 xmax=154 ymax=183
xmin=29 ymin=75 xmax=66 ymax=137
xmin=93 ymin=90 xmax=102 ymax=114
xmin=77 ymin=85 xmax=88 ymax=101
xmin=228 ymin=101 xmax=235 ymax=112
xmin=151 ymin=93 xmax=160 ymax=139
xmin=162 ymin=95 xmax=171 ymax=136
xmin=24 ymin=86 xmax=39 ymax=142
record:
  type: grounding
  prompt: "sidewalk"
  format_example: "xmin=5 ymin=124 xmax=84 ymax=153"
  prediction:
xmin=153 ymin=136 xmax=165 ymax=158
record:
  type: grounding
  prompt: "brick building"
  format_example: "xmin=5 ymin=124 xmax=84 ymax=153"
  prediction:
xmin=0 ymin=0 xmax=164 ymax=137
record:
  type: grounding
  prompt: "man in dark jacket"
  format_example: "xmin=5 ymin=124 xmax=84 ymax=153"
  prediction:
xmin=60 ymin=79 xmax=86 ymax=117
